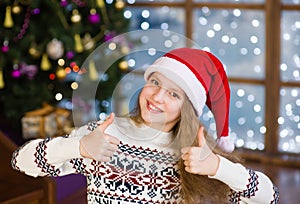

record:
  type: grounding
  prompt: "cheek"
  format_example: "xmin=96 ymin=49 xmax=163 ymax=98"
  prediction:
xmin=139 ymin=88 xmax=149 ymax=106
xmin=167 ymin=100 xmax=183 ymax=116
xmin=139 ymin=86 xmax=152 ymax=99
xmin=139 ymin=88 xmax=147 ymax=101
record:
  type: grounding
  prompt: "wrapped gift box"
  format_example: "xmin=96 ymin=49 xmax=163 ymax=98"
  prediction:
xmin=22 ymin=104 xmax=71 ymax=139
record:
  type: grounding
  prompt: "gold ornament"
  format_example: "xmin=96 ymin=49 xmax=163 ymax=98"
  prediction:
xmin=96 ymin=0 xmax=109 ymax=25
xmin=121 ymin=46 xmax=130 ymax=54
xmin=115 ymin=0 xmax=125 ymax=10
xmin=0 ymin=69 xmax=4 ymax=89
xmin=82 ymin=33 xmax=95 ymax=50
xmin=119 ymin=60 xmax=128 ymax=71
xmin=12 ymin=4 xmax=22 ymax=14
xmin=96 ymin=0 xmax=105 ymax=8
xmin=28 ymin=43 xmax=41 ymax=59
xmin=71 ymin=9 xmax=81 ymax=23
xmin=74 ymin=34 xmax=83 ymax=53
xmin=88 ymin=60 xmax=98 ymax=81
xmin=41 ymin=53 xmax=51 ymax=71
xmin=90 ymin=8 xmax=97 ymax=15
xmin=4 ymin=6 xmax=14 ymax=28
xmin=56 ymin=67 xmax=66 ymax=79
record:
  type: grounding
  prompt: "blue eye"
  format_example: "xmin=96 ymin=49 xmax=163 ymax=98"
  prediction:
xmin=170 ymin=91 xmax=179 ymax=99
xmin=151 ymin=79 xmax=159 ymax=86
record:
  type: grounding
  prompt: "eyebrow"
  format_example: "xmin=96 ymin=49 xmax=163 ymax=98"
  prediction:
xmin=151 ymin=74 xmax=184 ymax=95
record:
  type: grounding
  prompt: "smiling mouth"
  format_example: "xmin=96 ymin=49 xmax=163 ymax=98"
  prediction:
xmin=147 ymin=101 xmax=163 ymax=113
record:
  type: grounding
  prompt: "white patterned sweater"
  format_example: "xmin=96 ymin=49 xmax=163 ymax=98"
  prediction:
xmin=12 ymin=117 xmax=279 ymax=203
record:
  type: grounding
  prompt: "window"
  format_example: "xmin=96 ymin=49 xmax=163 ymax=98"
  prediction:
xmin=122 ymin=0 xmax=300 ymax=165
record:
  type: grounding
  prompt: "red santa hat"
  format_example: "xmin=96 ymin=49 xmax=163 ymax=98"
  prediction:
xmin=144 ymin=48 xmax=235 ymax=152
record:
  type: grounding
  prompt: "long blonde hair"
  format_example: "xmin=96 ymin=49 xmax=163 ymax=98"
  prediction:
xmin=130 ymin=93 xmax=241 ymax=203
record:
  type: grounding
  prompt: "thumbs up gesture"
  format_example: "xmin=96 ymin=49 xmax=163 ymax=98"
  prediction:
xmin=79 ymin=113 xmax=120 ymax=162
xmin=181 ymin=126 xmax=220 ymax=176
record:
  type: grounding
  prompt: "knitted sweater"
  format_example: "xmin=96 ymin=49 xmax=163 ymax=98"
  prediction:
xmin=12 ymin=117 xmax=279 ymax=203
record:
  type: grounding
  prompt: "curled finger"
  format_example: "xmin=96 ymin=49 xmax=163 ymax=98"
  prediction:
xmin=106 ymin=141 xmax=119 ymax=151
xmin=98 ymin=155 xmax=111 ymax=162
xmin=107 ymin=135 xmax=121 ymax=145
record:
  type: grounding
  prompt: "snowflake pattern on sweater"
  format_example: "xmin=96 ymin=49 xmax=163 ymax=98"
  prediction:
xmin=71 ymin=142 xmax=181 ymax=203
xmin=11 ymin=118 xmax=279 ymax=203
xmin=229 ymin=169 xmax=279 ymax=203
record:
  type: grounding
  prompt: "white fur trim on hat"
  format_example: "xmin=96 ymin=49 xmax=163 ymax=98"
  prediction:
xmin=217 ymin=137 xmax=235 ymax=153
xmin=144 ymin=56 xmax=207 ymax=116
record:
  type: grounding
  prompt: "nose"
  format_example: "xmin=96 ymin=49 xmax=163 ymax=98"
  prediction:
xmin=153 ymin=87 xmax=167 ymax=103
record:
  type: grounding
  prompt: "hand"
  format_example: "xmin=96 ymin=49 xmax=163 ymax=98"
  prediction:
xmin=181 ymin=126 xmax=220 ymax=176
xmin=79 ymin=113 xmax=120 ymax=162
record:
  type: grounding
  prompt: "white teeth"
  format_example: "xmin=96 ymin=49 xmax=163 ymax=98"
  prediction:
xmin=149 ymin=103 xmax=160 ymax=112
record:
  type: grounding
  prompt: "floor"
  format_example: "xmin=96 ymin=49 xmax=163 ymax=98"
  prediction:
xmin=247 ymin=161 xmax=300 ymax=204
xmin=58 ymin=161 xmax=300 ymax=204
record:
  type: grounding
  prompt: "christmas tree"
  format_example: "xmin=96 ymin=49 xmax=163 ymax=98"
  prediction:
xmin=0 ymin=0 xmax=129 ymax=129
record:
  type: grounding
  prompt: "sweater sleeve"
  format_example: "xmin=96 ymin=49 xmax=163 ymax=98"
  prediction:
xmin=209 ymin=155 xmax=279 ymax=204
xmin=11 ymin=125 xmax=91 ymax=178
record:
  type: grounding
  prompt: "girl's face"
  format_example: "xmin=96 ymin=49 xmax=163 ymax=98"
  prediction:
xmin=139 ymin=72 xmax=185 ymax=132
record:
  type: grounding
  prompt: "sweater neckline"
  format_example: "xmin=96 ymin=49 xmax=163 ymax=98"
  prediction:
xmin=114 ymin=117 xmax=173 ymax=142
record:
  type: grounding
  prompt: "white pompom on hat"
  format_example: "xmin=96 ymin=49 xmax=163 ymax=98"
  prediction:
xmin=144 ymin=48 xmax=235 ymax=152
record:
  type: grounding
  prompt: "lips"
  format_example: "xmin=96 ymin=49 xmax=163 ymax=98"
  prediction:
xmin=147 ymin=100 xmax=163 ymax=113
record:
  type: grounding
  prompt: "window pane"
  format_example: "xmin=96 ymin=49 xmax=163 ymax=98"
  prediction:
xmin=201 ymin=83 xmax=265 ymax=150
xmin=193 ymin=8 xmax=265 ymax=79
xmin=281 ymin=11 xmax=300 ymax=82
xmin=282 ymin=0 xmax=300 ymax=4
xmin=125 ymin=7 xmax=185 ymax=35
xmin=123 ymin=6 xmax=186 ymax=71
xmin=230 ymin=83 xmax=265 ymax=150
xmin=278 ymin=87 xmax=300 ymax=153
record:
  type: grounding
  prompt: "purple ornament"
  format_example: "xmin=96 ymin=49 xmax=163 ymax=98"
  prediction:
xmin=88 ymin=13 xmax=100 ymax=24
xmin=66 ymin=51 xmax=75 ymax=59
xmin=32 ymin=8 xmax=40 ymax=15
xmin=19 ymin=63 xmax=38 ymax=80
xmin=1 ymin=45 xmax=9 ymax=53
xmin=60 ymin=0 xmax=68 ymax=7
xmin=14 ymin=7 xmax=31 ymax=41
xmin=104 ymin=34 xmax=113 ymax=42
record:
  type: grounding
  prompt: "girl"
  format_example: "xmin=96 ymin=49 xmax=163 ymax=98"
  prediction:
xmin=12 ymin=48 xmax=279 ymax=203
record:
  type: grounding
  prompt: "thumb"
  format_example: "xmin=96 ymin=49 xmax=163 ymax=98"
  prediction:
xmin=197 ymin=126 xmax=205 ymax=147
xmin=99 ymin=112 xmax=115 ymax=132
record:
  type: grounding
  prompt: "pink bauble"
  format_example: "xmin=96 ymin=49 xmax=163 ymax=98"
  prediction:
xmin=11 ymin=70 xmax=21 ymax=78
xmin=88 ymin=13 xmax=100 ymax=24
xmin=1 ymin=45 xmax=9 ymax=53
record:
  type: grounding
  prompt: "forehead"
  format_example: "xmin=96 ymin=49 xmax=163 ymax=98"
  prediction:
xmin=150 ymin=72 xmax=185 ymax=94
